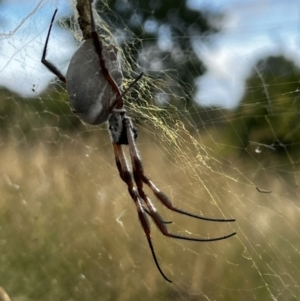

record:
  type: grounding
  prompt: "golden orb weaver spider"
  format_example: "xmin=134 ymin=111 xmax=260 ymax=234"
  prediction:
xmin=41 ymin=0 xmax=236 ymax=283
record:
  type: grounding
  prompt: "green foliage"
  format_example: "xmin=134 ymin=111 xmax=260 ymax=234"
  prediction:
xmin=221 ymin=56 xmax=300 ymax=156
xmin=0 ymin=86 xmax=95 ymax=146
xmin=96 ymin=0 xmax=217 ymax=107
xmin=210 ymin=56 xmax=300 ymax=189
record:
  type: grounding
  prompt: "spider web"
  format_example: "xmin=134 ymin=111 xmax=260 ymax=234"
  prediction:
xmin=0 ymin=0 xmax=299 ymax=300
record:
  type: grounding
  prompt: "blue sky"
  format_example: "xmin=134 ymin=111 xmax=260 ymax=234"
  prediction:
xmin=0 ymin=0 xmax=74 ymax=96
xmin=189 ymin=0 xmax=300 ymax=108
xmin=0 ymin=0 xmax=300 ymax=108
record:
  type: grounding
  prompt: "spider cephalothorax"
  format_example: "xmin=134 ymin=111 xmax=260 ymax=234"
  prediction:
xmin=41 ymin=0 xmax=236 ymax=283
xmin=108 ymin=112 xmax=137 ymax=145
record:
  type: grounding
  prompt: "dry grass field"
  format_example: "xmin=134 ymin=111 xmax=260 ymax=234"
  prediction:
xmin=0 ymin=120 xmax=299 ymax=301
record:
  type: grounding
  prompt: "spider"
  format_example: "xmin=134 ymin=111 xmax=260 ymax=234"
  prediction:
xmin=41 ymin=1 xmax=236 ymax=283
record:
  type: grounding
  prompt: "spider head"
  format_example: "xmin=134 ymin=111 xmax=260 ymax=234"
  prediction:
xmin=108 ymin=111 xmax=137 ymax=145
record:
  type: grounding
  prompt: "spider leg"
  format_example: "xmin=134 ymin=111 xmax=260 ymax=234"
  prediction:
xmin=41 ymin=9 xmax=66 ymax=83
xmin=145 ymin=177 xmax=236 ymax=222
xmin=108 ymin=72 xmax=144 ymax=113
xmin=88 ymin=0 xmax=144 ymax=114
xmin=124 ymin=117 xmax=236 ymax=241
xmin=124 ymin=116 xmax=236 ymax=223
xmin=112 ymin=143 xmax=172 ymax=283
xmin=142 ymin=206 xmax=172 ymax=224
xmin=88 ymin=0 xmax=123 ymax=108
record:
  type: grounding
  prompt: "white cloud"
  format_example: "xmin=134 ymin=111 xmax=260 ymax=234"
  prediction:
xmin=190 ymin=0 xmax=300 ymax=108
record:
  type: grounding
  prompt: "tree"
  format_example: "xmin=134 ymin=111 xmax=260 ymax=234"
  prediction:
xmin=96 ymin=0 xmax=218 ymax=109
xmin=223 ymin=56 xmax=300 ymax=161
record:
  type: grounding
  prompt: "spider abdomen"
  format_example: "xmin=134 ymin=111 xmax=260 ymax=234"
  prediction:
xmin=66 ymin=39 xmax=122 ymax=125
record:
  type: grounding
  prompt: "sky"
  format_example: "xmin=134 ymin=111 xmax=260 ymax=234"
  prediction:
xmin=0 ymin=0 xmax=75 ymax=96
xmin=0 ymin=0 xmax=300 ymax=108
xmin=189 ymin=0 xmax=300 ymax=108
